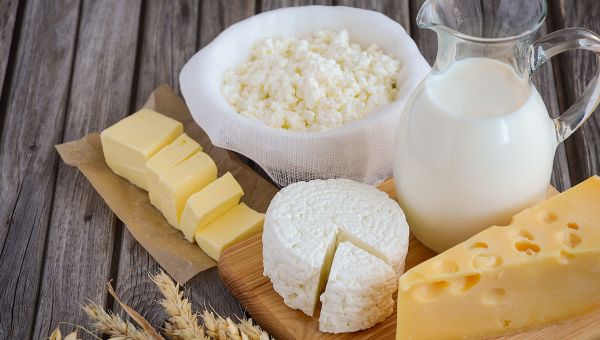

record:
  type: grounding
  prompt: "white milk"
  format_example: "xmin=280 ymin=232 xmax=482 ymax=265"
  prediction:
xmin=394 ymin=57 xmax=558 ymax=252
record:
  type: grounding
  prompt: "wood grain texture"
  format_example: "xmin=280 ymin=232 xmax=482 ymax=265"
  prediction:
xmin=0 ymin=0 xmax=19 ymax=101
xmin=198 ymin=0 xmax=255 ymax=49
xmin=219 ymin=180 xmax=599 ymax=340
xmin=0 ymin=1 xmax=80 ymax=338
xmin=135 ymin=0 xmax=198 ymax=99
xmin=549 ymin=0 xmax=600 ymax=185
xmin=30 ymin=1 xmax=142 ymax=338
xmin=262 ymin=0 xmax=334 ymax=10
xmin=334 ymin=0 xmax=410 ymax=32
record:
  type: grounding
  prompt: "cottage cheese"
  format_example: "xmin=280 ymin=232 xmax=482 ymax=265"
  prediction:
xmin=319 ymin=242 xmax=397 ymax=333
xmin=221 ymin=30 xmax=402 ymax=131
xmin=262 ymin=179 xmax=409 ymax=322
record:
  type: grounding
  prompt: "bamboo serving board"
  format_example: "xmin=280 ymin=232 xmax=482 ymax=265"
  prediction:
xmin=218 ymin=179 xmax=600 ymax=339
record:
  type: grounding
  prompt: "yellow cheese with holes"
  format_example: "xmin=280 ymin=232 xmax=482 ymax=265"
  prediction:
xmin=397 ymin=176 xmax=600 ymax=340
xmin=100 ymin=109 xmax=182 ymax=190
xmin=180 ymin=172 xmax=244 ymax=243
xmin=151 ymin=152 xmax=217 ymax=228
xmin=146 ymin=133 xmax=202 ymax=220
xmin=195 ymin=203 xmax=264 ymax=261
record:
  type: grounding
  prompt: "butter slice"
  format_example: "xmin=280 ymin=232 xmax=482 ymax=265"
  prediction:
xmin=147 ymin=133 xmax=201 ymax=210
xmin=180 ymin=172 xmax=244 ymax=243
xmin=195 ymin=203 xmax=264 ymax=260
xmin=100 ymin=109 xmax=182 ymax=190
xmin=151 ymin=152 xmax=217 ymax=228
xmin=397 ymin=176 xmax=600 ymax=340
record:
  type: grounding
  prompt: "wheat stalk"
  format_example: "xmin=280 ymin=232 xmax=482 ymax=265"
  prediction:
xmin=150 ymin=271 xmax=208 ymax=340
xmin=55 ymin=270 xmax=273 ymax=340
xmin=82 ymin=301 xmax=148 ymax=340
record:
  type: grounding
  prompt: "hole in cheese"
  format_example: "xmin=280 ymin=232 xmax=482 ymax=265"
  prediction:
xmin=470 ymin=242 xmax=488 ymax=250
xmin=540 ymin=211 xmax=558 ymax=223
xmin=515 ymin=230 xmax=534 ymax=240
xmin=412 ymin=281 xmax=449 ymax=302
xmin=472 ymin=254 xmax=502 ymax=270
xmin=435 ymin=260 xmax=459 ymax=274
xmin=567 ymin=222 xmax=580 ymax=230
xmin=514 ymin=240 xmax=541 ymax=255
xmin=481 ymin=288 xmax=506 ymax=305
xmin=401 ymin=271 xmax=425 ymax=285
xmin=562 ymin=230 xmax=582 ymax=248
xmin=450 ymin=274 xmax=481 ymax=293
xmin=558 ymin=250 xmax=575 ymax=264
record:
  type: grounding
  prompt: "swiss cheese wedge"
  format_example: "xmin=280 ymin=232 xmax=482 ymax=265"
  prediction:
xmin=397 ymin=176 xmax=600 ymax=339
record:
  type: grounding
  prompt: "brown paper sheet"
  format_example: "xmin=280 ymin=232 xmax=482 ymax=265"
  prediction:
xmin=56 ymin=85 xmax=278 ymax=283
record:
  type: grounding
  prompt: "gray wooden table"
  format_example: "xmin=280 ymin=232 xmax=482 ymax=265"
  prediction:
xmin=0 ymin=0 xmax=598 ymax=339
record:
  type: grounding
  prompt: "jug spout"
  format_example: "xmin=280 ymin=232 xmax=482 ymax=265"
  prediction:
xmin=416 ymin=0 xmax=437 ymax=29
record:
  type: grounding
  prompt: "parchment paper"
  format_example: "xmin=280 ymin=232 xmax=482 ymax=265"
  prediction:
xmin=56 ymin=85 xmax=278 ymax=283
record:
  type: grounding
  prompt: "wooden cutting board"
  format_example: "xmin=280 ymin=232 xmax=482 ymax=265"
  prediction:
xmin=218 ymin=179 xmax=600 ymax=339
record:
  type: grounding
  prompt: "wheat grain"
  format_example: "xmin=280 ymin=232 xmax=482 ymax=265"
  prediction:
xmin=237 ymin=319 xmax=270 ymax=340
xmin=150 ymin=271 xmax=208 ymax=340
xmin=82 ymin=302 xmax=148 ymax=340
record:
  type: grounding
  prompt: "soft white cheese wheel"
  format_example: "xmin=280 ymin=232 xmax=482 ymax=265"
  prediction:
xmin=262 ymin=179 xmax=409 ymax=317
xmin=319 ymin=241 xmax=397 ymax=333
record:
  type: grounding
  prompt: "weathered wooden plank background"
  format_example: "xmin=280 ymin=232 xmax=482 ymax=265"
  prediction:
xmin=0 ymin=0 xmax=598 ymax=339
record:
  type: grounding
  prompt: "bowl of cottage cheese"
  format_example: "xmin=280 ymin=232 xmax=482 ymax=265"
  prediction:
xmin=180 ymin=6 xmax=429 ymax=187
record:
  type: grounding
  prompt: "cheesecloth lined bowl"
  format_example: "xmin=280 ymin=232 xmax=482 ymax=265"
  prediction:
xmin=180 ymin=6 xmax=430 ymax=187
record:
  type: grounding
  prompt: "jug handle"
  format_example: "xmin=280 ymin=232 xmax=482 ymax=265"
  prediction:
xmin=531 ymin=28 xmax=600 ymax=143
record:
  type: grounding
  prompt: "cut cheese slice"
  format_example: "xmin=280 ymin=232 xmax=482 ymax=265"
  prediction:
xmin=100 ymin=109 xmax=182 ymax=190
xmin=146 ymin=133 xmax=201 ymax=194
xmin=263 ymin=179 xmax=409 ymax=317
xmin=397 ymin=176 xmax=600 ymax=340
xmin=319 ymin=242 xmax=397 ymax=334
xmin=195 ymin=203 xmax=264 ymax=261
xmin=180 ymin=172 xmax=244 ymax=243
xmin=151 ymin=152 xmax=217 ymax=228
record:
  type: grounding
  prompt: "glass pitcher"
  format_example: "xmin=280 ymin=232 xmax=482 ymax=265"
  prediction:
xmin=393 ymin=0 xmax=600 ymax=253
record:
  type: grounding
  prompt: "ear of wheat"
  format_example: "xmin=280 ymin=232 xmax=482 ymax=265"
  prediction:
xmin=82 ymin=301 xmax=150 ymax=340
xmin=51 ymin=270 xmax=273 ymax=340
xmin=150 ymin=271 xmax=208 ymax=340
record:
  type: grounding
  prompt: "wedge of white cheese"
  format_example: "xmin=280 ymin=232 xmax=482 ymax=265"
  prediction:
xmin=319 ymin=241 xmax=397 ymax=333
xmin=262 ymin=179 xmax=409 ymax=322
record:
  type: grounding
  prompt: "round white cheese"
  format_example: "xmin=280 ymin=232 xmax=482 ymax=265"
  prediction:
xmin=262 ymin=179 xmax=409 ymax=319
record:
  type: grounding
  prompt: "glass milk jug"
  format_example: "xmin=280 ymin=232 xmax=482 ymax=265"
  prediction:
xmin=394 ymin=0 xmax=600 ymax=252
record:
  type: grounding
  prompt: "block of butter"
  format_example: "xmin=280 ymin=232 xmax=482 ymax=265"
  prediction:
xmin=396 ymin=176 xmax=600 ymax=340
xmin=195 ymin=203 xmax=264 ymax=261
xmin=151 ymin=152 xmax=217 ymax=228
xmin=146 ymin=133 xmax=202 ymax=193
xmin=180 ymin=172 xmax=244 ymax=243
xmin=100 ymin=109 xmax=182 ymax=190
